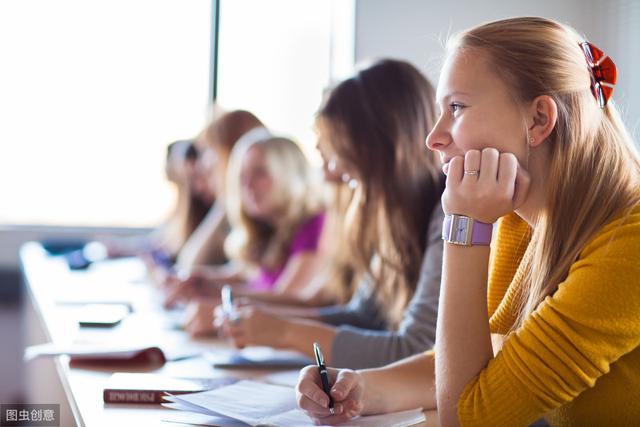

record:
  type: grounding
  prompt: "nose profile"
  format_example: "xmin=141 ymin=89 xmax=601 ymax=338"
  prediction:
xmin=425 ymin=117 xmax=451 ymax=152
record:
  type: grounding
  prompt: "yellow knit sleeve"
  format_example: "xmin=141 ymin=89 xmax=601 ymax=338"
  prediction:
xmin=457 ymin=212 xmax=640 ymax=426
xmin=487 ymin=213 xmax=531 ymax=320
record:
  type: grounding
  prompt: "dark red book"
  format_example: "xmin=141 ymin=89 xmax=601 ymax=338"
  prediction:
xmin=25 ymin=344 xmax=167 ymax=367
xmin=103 ymin=373 xmax=237 ymax=404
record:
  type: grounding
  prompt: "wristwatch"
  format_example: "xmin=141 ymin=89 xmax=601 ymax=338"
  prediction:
xmin=442 ymin=214 xmax=493 ymax=246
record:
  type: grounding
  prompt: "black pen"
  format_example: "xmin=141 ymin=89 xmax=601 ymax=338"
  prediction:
xmin=313 ymin=342 xmax=334 ymax=414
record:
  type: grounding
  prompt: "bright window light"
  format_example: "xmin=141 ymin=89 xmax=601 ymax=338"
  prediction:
xmin=0 ymin=0 xmax=354 ymax=227
xmin=216 ymin=0 xmax=354 ymax=163
xmin=0 ymin=0 xmax=212 ymax=227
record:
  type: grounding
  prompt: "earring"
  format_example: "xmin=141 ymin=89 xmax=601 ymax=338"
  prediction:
xmin=529 ymin=137 xmax=535 ymax=144
xmin=341 ymin=173 xmax=358 ymax=189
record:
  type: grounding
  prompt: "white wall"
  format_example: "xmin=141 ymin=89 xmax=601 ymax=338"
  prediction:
xmin=355 ymin=0 xmax=640 ymax=136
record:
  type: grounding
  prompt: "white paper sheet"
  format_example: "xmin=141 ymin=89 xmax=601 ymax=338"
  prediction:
xmin=165 ymin=380 xmax=426 ymax=427
xmin=170 ymin=381 xmax=296 ymax=425
xmin=162 ymin=410 xmax=249 ymax=426
xmin=339 ymin=409 xmax=425 ymax=427
xmin=259 ymin=370 xmax=301 ymax=388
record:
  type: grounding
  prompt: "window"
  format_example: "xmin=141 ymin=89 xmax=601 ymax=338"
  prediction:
xmin=0 ymin=0 xmax=354 ymax=227
xmin=216 ymin=0 xmax=355 ymax=163
xmin=0 ymin=0 xmax=212 ymax=226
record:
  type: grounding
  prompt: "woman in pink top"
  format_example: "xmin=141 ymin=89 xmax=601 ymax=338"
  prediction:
xmin=166 ymin=134 xmax=327 ymax=336
xmin=249 ymin=211 xmax=325 ymax=291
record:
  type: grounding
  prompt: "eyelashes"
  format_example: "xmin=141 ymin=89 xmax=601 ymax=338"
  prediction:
xmin=450 ymin=102 xmax=466 ymax=115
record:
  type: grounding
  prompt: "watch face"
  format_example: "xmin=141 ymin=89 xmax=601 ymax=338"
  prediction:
xmin=453 ymin=216 xmax=470 ymax=243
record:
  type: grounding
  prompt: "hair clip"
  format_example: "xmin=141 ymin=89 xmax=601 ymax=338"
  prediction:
xmin=580 ymin=41 xmax=617 ymax=108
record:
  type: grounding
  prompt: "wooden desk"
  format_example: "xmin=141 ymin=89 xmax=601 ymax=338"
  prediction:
xmin=20 ymin=242 xmax=438 ymax=427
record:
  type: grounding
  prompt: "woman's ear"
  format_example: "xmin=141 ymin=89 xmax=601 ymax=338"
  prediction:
xmin=527 ymin=95 xmax=558 ymax=147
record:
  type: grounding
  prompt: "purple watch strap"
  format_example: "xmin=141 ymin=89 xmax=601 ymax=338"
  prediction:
xmin=471 ymin=221 xmax=493 ymax=245
xmin=442 ymin=214 xmax=452 ymax=240
xmin=442 ymin=214 xmax=493 ymax=245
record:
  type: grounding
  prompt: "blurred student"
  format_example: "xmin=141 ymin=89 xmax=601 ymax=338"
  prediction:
xmin=167 ymin=135 xmax=328 ymax=335
xmin=175 ymin=110 xmax=266 ymax=269
xmin=216 ymin=59 xmax=446 ymax=369
xmin=296 ymin=17 xmax=640 ymax=427
xmin=176 ymin=165 xmax=358 ymax=337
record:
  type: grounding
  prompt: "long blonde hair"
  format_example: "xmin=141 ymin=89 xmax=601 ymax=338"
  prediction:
xmin=224 ymin=135 xmax=325 ymax=271
xmin=450 ymin=17 xmax=640 ymax=328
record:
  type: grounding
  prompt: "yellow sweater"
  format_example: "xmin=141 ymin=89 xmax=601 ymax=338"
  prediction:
xmin=457 ymin=206 xmax=640 ymax=427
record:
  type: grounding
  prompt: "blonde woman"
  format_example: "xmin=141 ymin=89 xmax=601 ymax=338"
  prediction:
xmin=296 ymin=17 xmax=640 ymax=427
xmin=223 ymin=135 xmax=326 ymax=292
xmin=170 ymin=135 xmax=327 ymax=335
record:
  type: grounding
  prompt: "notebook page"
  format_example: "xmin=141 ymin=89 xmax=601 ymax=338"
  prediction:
xmin=261 ymin=408 xmax=425 ymax=427
xmin=339 ymin=409 xmax=425 ymax=427
xmin=170 ymin=381 xmax=425 ymax=427
xmin=260 ymin=370 xmax=301 ymax=387
xmin=162 ymin=408 xmax=250 ymax=426
xmin=163 ymin=401 xmax=224 ymax=417
xmin=259 ymin=408 xmax=312 ymax=425
xmin=172 ymin=380 xmax=299 ymax=425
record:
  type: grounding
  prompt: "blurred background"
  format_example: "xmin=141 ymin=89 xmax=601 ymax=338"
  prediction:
xmin=1 ymin=0 xmax=638 ymax=404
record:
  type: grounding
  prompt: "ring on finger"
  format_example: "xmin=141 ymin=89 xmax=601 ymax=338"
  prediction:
xmin=464 ymin=169 xmax=480 ymax=176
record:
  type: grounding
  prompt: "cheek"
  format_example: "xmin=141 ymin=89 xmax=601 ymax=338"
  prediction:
xmin=240 ymin=186 xmax=255 ymax=207
xmin=212 ymin=171 xmax=224 ymax=192
xmin=450 ymin=115 xmax=489 ymax=151
xmin=257 ymin=179 xmax=274 ymax=204
xmin=207 ymin=174 xmax=216 ymax=192
xmin=452 ymin=112 xmax=524 ymax=155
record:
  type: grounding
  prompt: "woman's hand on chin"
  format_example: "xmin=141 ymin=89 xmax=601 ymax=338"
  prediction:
xmin=442 ymin=148 xmax=531 ymax=222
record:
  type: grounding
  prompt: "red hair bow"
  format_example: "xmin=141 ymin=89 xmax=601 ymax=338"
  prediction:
xmin=580 ymin=41 xmax=617 ymax=108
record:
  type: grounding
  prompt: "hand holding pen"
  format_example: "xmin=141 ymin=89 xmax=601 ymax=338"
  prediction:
xmin=296 ymin=349 xmax=366 ymax=424
xmin=313 ymin=342 xmax=334 ymax=414
xmin=216 ymin=287 xmax=289 ymax=349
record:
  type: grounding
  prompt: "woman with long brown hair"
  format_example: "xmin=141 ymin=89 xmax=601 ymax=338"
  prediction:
xmin=217 ymin=59 xmax=446 ymax=369
xmin=297 ymin=17 xmax=640 ymax=427
xmin=154 ymin=139 xmax=212 ymax=258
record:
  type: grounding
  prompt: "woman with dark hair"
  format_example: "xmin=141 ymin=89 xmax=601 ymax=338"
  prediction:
xmin=162 ymin=140 xmax=213 ymax=255
xmin=217 ymin=59 xmax=446 ymax=369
